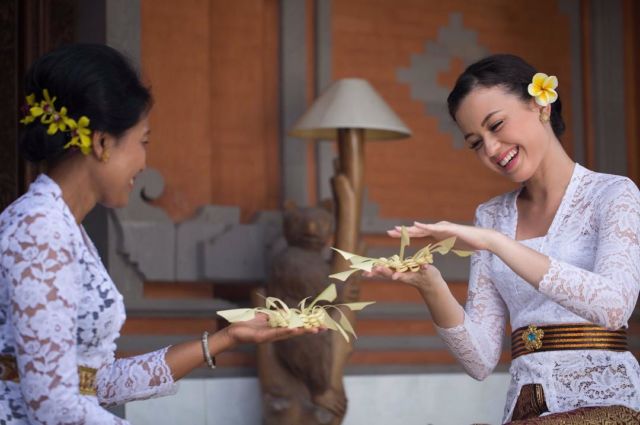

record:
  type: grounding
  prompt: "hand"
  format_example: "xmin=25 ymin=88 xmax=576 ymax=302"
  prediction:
xmin=387 ymin=221 xmax=498 ymax=252
xmin=223 ymin=313 xmax=320 ymax=346
xmin=363 ymin=263 xmax=445 ymax=292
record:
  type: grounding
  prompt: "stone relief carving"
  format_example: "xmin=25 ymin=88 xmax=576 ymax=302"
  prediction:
xmin=114 ymin=168 xmax=175 ymax=281
xmin=107 ymin=168 xmax=284 ymax=314
xmin=113 ymin=168 xmax=284 ymax=283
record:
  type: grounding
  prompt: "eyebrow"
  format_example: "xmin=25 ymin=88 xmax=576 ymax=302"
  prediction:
xmin=463 ymin=110 xmax=501 ymax=140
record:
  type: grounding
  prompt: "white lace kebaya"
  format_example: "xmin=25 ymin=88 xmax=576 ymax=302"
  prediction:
xmin=0 ymin=174 xmax=178 ymax=424
xmin=436 ymin=163 xmax=640 ymax=423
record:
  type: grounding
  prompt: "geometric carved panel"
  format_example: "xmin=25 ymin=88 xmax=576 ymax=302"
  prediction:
xmin=397 ymin=12 xmax=488 ymax=148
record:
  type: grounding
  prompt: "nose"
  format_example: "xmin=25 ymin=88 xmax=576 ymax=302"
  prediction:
xmin=483 ymin=135 xmax=501 ymax=158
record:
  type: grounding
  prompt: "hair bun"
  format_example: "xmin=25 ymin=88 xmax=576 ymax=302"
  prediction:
xmin=19 ymin=121 xmax=67 ymax=162
xmin=19 ymin=43 xmax=152 ymax=164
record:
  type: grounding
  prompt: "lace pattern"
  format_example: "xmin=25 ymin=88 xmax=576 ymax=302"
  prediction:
xmin=435 ymin=242 xmax=507 ymax=381
xmin=437 ymin=164 xmax=640 ymax=422
xmin=97 ymin=347 xmax=177 ymax=406
xmin=0 ymin=175 xmax=178 ymax=424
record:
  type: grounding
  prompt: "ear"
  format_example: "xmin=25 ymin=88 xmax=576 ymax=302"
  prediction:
xmin=527 ymin=96 xmax=540 ymax=112
xmin=538 ymin=103 xmax=551 ymax=115
xmin=90 ymin=131 xmax=116 ymax=161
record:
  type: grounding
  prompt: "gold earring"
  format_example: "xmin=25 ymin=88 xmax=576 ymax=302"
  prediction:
xmin=101 ymin=150 xmax=110 ymax=163
xmin=539 ymin=112 xmax=550 ymax=123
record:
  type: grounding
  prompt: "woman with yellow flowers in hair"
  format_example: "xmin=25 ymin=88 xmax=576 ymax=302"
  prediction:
xmin=0 ymin=44 xmax=321 ymax=424
xmin=366 ymin=54 xmax=640 ymax=423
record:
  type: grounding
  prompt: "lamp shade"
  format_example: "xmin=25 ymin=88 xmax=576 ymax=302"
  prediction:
xmin=289 ymin=78 xmax=411 ymax=140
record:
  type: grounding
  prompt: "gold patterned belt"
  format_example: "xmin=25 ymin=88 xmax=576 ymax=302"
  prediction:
xmin=0 ymin=354 xmax=97 ymax=396
xmin=511 ymin=324 xmax=628 ymax=360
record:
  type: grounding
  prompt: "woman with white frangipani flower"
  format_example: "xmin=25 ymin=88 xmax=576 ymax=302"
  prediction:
xmin=366 ymin=54 xmax=640 ymax=423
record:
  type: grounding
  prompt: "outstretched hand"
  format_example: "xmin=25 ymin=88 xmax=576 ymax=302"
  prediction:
xmin=387 ymin=221 xmax=497 ymax=252
xmin=363 ymin=263 xmax=445 ymax=291
xmin=225 ymin=313 xmax=321 ymax=345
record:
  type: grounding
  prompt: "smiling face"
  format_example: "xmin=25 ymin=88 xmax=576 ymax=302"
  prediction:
xmin=455 ymin=86 xmax=551 ymax=183
xmin=92 ymin=116 xmax=150 ymax=208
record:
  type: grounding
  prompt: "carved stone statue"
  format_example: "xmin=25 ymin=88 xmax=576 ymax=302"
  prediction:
xmin=261 ymin=202 xmax=346 ymax=425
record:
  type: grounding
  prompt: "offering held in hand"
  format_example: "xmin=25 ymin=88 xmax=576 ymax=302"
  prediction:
xmin=330 ymin=226 xmax=472 ymax=281
xmin=217 ymin=284 xmax=374 ymax=342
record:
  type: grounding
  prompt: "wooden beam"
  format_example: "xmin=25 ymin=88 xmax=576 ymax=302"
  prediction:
xmin=623 ymin=0 xmax=639 ymax=184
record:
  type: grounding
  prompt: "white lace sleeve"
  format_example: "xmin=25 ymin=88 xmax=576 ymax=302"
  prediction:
xmin=436 ymin=206 xmax=508 ymax=380
xmin=96 ymin=347 xmax=179 ymax=406
xmin=4 ymin=211 xmax=127 ymax=424
xmin=538 ymin=179 xmax=640 ymax=330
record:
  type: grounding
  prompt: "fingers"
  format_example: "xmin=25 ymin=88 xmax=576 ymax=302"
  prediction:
xmin=388 ymin=226 xmax=426 ymax=237
xmin=374 ymin=265 xmax=394 ymax=277
xmin=387 ymin=229 xmax=401 ymax=237
xmin=267 ymin=326 xmax=302 ymax=342
xmin=268 ymin=324 xmax=324 ymax=342
xmin=413 ymin=221 xmax=432 ymax=230
xmin=390 ymin=270 xmax=418 ymax=283
xmin=386 ymin=220 xmax=460 ymax=238
xmin=363 ymin=266 xmax=395 ymax=279
xmin=337 ymin=397 xmax=347 ymax=412
xmin=253 ymin=312 xmax=269 ymax=322
xmin=365 ymin=264 xmax=433 ymax=287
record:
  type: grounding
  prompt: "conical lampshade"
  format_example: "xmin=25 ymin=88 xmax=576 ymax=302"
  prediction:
xmin=289 ymin=78 xmax=411 ymax=140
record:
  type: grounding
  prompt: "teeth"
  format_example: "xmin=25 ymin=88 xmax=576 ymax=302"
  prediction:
xmin=499 ymin=147 xmax=518 ymax=167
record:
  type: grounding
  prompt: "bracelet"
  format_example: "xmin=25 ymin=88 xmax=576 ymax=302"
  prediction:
xmin=201 ymin=331 xmax=216 ymax=369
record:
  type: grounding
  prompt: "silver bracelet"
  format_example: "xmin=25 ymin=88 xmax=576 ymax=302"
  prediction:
xmin=201 ymin=331 xmax=216 ymax=369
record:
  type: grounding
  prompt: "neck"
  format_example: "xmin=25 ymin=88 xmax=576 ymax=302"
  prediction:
xmin=521 ymin=138 xmax=575 ymax=204
xmin=47 ymin=156 xmax=99 ymax=224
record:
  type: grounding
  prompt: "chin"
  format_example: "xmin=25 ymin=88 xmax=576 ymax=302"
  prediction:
xmin=509 ymin=167 xmax=537 ymax=184
xmin=492 ymin=160 xmax=531 ymax=184
xmin=510 ymin=176 xmax=528 ymax=184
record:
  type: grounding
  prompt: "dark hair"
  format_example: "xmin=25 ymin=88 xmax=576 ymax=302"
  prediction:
xmin=20 ymin=43 xmax=152 ymax=163
xmin=447 ymin=54 xmax=565 ymax=138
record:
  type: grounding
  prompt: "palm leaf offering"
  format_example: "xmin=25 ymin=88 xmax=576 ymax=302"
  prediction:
xmin=329 ymin=226 xmax=472 ymax=282
xmin=217 ymin=283 xmax=375 ymax=341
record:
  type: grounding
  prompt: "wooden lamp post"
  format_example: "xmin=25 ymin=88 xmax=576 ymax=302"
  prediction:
xmin=290 ymin=78 xmax=411 ymax=264
xmin=287 ymin=78 xmax=411 ymax=424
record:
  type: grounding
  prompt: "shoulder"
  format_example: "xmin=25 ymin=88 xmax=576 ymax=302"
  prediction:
xmin=0 ymin=184 xmax=75 ymax=252
xmin=577 ymin=166 xmax=639 ymax=206
xmin=1 ymin=191 xmax=68 ymax=228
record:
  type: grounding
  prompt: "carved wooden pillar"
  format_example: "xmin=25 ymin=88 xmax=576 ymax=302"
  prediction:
xmin=334 ymin=128 xmax=365 ymax=254
xmin=0 ymin=0 xmax=75 ymax=211
xmin=0 ymin=0 xmax=20 ymax=211
xmin=326 ymin=128 xmax=364 ymax=425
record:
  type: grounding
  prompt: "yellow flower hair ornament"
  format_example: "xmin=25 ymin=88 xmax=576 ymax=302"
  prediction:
xmin=64 ymin=116 xmax=93 ymax=155
xmin=19 ymin=94 xmax=37 ymax=125
xmin=20 ymin=89 xmax=93 ymax=156
xmin=527 ymin=72 xmax=558 ymax=107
